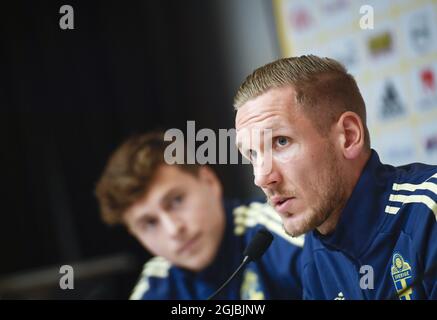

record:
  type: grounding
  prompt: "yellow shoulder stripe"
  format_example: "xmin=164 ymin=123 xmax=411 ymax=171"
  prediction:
xmin=233 ymin=202 xmax=304 ymax=247
xmin=385 ymin=172 xmax=437 ymax=220
xmin=129 ymin=256 xmax=171 ymax=300
xmin=388 ymin=194 xmax=437 ymax=220
xmin=392 ymin=173 xmax=437 ymax=194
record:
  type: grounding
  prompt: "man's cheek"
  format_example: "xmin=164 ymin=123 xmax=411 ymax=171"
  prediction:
xmin=143 ymin=234 xmax=164 ymax=251
xmin=274 ymin=143 xmax=299 ymax=164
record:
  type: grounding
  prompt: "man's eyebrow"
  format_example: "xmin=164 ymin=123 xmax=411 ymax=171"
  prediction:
xmin=236 ymin=124 xmax=290 ymax=146
xmin=271 ymin=126 xmax=293 ymax=133
xmin=160 ymin=187 xmax=181 ymax=205
xmin=134 ymin=210 xmax=153 ymax=222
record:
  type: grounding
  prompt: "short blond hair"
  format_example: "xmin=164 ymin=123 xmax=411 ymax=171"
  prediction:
xmin=234 ymin=55 xmax=370 ymax=148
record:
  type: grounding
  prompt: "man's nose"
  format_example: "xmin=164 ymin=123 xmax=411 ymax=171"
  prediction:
xmin=253 ymin=161 xmax=281 ymax=188
xmin=162 ymin=214 xmax=185 ymax=238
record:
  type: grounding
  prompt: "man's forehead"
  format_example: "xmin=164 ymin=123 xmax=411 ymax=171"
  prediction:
xmin=146 ymin=166 xmax=191 ymax=197
xmin=128 ymin=167 xmax=190 ymax=211
xmin=235 ymin=86 xmax=297 ymax=129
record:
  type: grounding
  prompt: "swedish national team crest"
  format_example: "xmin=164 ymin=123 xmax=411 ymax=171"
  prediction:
xmin=391 ymin=253 xmax=413 ymax=300
xmin=240 ymin=270 xmax=265 ymax=300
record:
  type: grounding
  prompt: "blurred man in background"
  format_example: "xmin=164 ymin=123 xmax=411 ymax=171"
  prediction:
xmin=95 ymin=131 xmax=304 ymax=299
xmin=234 ymin=55 xmax=437 ymax=300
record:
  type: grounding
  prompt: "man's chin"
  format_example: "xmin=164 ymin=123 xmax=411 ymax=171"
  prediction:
xmin=283 ymin=225 xmax=308 ymax=238
xmin=282 ymin=213 xmax=316 ymax=237
xmin=180 ymin=252 xmax=215 ymax=272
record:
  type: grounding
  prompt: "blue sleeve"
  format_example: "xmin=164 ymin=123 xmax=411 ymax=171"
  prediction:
xmin=129 ymin=275 xmax=173 ymax=300
xmin=416 ymin=209 xmax=437 ymax=299
xmin=409 ymin=187 xmax=437 ymax=299
xmin=426 ymin=223 xmax=437 ymax=299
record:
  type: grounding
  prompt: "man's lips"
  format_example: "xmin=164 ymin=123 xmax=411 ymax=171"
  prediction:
xmin=270 ymin=196 xmax=295 ymax=214
xmin=177 ymin=233 xmax=201 ymax=254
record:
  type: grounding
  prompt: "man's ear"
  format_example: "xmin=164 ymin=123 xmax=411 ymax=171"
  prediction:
xmin=198 ymin=166 xmax=222 ymax=198
xmin=335 ymin=111 xmax=365 ymax=160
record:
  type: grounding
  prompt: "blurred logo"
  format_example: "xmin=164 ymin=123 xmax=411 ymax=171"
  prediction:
xmin=421 ymin=68 xmax=435 ymax=94
xmin=380 ymin=81 xmax=405 ymax=120
xmin=409 ymin=12 xmax=432 ymax=53
xmin=320 ymin=0 xmax=349 ymax=14
xmin=415 ymin=66 xmax=437 ymax=110
xmin=368 ymin=31 xmax=393 ymax=58
xmin=425 ymin=134 xmax=437 ymax=153
xmin=289 ymin=7 xmax=313 ymax=31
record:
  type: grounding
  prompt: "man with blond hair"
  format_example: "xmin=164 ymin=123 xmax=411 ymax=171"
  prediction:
xmin=234 ymin=55 xmax=437 ymax=300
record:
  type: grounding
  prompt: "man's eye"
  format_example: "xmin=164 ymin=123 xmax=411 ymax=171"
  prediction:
xmin=276 ymin=136 xmax=289 ymax=147
xmin=171 ymin=194 xmax=184 ymax=208
xmin=140 ymin=218 xmax=158 ymax=231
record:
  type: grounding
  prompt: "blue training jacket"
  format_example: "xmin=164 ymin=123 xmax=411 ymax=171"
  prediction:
xmin=301 ymin=150 xmax=437 ymax=300
xmin=129 ymin=200 xmax=304 ymax=300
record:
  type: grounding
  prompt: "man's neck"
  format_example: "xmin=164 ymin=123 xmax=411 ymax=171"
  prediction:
xmin=316 ymin=206 xmax=343 ymax=236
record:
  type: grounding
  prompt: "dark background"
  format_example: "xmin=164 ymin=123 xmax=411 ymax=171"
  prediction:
xmin=0 ymin=0 xmax=277 ymax=298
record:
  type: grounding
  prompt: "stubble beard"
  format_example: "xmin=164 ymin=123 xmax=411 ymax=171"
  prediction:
xmin=281 ymin=147 xmax=347 ymax=237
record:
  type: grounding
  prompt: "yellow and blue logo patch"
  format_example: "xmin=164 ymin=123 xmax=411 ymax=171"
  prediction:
xmin=391 ymin=253 xmax=413 ymax=300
